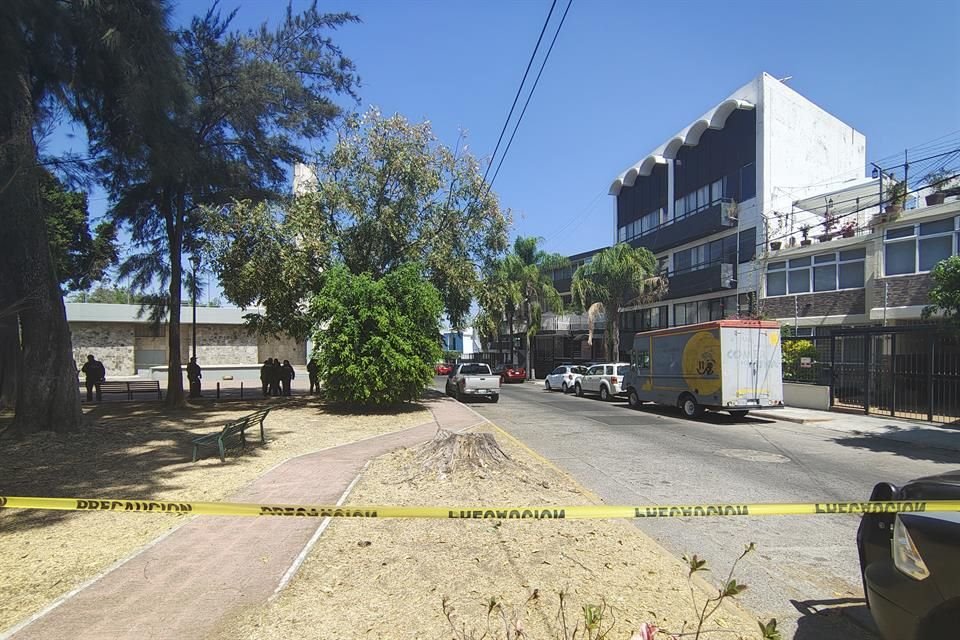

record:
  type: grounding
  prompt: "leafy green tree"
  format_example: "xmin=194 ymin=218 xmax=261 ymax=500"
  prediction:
xmin=69 ymin=286 xmax=143 ymax=304
xmin=572 ymin=243 xmax=667 ymax=361
xmin=41 ymin=170 xmax=117 ymax=291
xmin=500 ymin=237 xmax=566 ymax=377
xmin=209 ymin=109 xmax=510 ymax=335
xmin=105 ymin=4 xmax=359 ymax=406
xmin=310 ymin=264 xmax=442 ymax=406
xmin=923 ymin=255 xmax=960 ymax=326
xmin=0 ymin=0 xmax=178 ymax=430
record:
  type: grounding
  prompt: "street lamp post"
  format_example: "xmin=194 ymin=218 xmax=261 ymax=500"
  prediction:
xmin=191 ymin=254 xmax=200 ymax=360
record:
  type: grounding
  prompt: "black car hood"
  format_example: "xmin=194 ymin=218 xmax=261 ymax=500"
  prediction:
xmin=900 ymin=469 xmax=960 ymax=500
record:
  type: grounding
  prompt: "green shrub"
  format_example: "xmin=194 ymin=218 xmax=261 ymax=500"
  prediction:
xmin=310 ymin=264 xmax=442 ymax=406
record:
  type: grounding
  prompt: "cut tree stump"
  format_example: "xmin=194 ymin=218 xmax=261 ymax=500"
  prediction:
xmin=415 ymin=428 xmax=511 ymax=476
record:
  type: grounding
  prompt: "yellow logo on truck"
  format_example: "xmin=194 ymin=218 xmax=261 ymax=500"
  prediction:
xmin=682 ymin=331 xmax=721 ymax=394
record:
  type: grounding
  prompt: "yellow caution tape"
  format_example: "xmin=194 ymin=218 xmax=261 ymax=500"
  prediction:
xmin=2 ymin=496 xmax=960 ymax=519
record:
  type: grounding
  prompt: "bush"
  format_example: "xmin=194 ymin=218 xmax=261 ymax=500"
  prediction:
xmin=310 ymin=264 xmax=442 ymax=406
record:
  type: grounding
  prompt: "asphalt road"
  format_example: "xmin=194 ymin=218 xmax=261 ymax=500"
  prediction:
xmin=444 ymin=379 xmax=960 ymax=640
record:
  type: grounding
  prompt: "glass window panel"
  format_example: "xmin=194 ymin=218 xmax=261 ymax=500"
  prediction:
xmin=920 ymin=219 xmax=954 ymax=236
xmin=919 ymin=235 xmax=953 ymax=271
xmin=788 ymin=268 xmax=810 ymax=293
xmin=885 ymin=241 xmax=916 ymax=275
xmin=708 ymin=299 xmax=723 ymax=321
xmin=675 ymin=198 xmax=685 ymax=218
xmin=618 ymin=227 xmax=627 ymax=242
xmin=814 ymin=253 xmax=836 ymax=264
xmin=839 ymin=248 xmax=866 ymax=261
xmin=789 ymin=257 xmax=811 ymax=267
xmin=675 ymin=250 xmax=690 ymax=272
xmin=741 ymin=163 xmax=756 ymax=200
xmin=698 ymin=185 xmax=710 ymax=210
xmin=767 ymin=272 xmax=786 ymax=295
xmin=674 ymin=304 xmax=686 ymax=326
xmin=886 ymin=226 xmax=915 ymax=239
xmin=698 ymin=300 xmax=710 ymax=323
xmin=838 ymin=261 xmax=864 ymax=289
xmin=711 ymin=179 xmax=723 ymax=203
xmin=709 ymin=240 xmax=723 ymax=263
xmin=813 ymin=264 xmax=837 ymax=291
xmin=768 ymin=261 xmax=786 ymax=271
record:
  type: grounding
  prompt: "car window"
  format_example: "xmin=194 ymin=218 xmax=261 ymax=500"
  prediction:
xmin=605 ymin=365 xmax=613 ymax=376
xmin=573 ymin=366 xmax=587 ymax=375
xmin=461 ymin=364 xmax=491 ymax=375
xmin=587 ymin=366 xmax=600 ymax=375
xmin=550 ymin=367 xmax=562 ymax=375
xmin=617 ymin=365 xmax=629 ymax=376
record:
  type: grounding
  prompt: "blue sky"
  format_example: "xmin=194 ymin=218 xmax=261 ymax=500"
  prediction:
xmin=53 ymin=0 xmax=960 ymax=263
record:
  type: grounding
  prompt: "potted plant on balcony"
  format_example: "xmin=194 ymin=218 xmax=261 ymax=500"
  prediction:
xmin=769 ymin=239 xmax=782 ymax=251
xmin=924 ymin=168 xmax=956 ymax=206
xmin=885 ymin=179 xmax=906 ymax=216
xmin=800 ymin=225 xmax=811 ymax=246
xmin=818 ymin=215 xmax=837 ymax=242
xmin=840 ymin=220 xmax=857 ymax=238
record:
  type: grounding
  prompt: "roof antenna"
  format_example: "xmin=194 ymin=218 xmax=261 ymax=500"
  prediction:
xmin=778 ymin=75 xmax=793 ymax=83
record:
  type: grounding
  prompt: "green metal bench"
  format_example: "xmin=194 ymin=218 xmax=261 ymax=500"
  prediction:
xmin=191 ymin=408 xmax=271 ymax=463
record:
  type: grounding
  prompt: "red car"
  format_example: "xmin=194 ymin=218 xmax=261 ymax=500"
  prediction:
xmin=435 ymin=363 xmax=453 ymax=376
xmin=493 ymin=364 xmax=526 ymax=383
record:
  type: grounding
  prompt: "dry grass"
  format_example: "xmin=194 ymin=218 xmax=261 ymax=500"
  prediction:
xmin=212 ymin=426 xmax=762 ymax=640
xmin=0 ymin=397 xmax=431 ymax=632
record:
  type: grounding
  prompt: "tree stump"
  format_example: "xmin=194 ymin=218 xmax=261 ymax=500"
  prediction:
xmin=414 ymin=428 xmax=511 ymax=476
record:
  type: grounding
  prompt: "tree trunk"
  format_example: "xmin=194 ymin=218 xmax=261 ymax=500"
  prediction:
xmin=0 ymin=71 xmax=82 ymax=434
xmin=611 ymin=311 xmax=621 ymax=362
xmin=0 ymin=279 xmax=21 ymax=411
xmin=525 ymin=300 xmax=534 ymax=380
xmin=164 ymin=192 xmax=185 ymax=407
xmin=507 ymin=311 xmax=515 ymax=365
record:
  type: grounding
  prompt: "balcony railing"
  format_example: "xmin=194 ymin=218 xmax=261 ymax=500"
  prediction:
xmin=663 ymin=262 xmax=736 ymax=300
xmin=540 ymin=313 xmax=606 ymax=333
xmin=627 ymin=199 xmax=738 ymax=254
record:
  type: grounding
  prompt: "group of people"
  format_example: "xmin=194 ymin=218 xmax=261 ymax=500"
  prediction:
xmin=260 ymin=358 xmax=296 ymax=397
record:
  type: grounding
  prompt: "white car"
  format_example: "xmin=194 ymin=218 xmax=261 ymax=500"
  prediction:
xmin=544 ymin=365 xmax=588 ymax=393
xmin=575 ymin=362 xmax=630 ymax=401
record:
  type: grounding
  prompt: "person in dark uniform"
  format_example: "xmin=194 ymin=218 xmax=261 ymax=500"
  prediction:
xmin=80 ymin=354 xmax=105 ymax=402
xmin=306 ymin=358 xmax=319 ymax=394
xmin=187 ymin=357 xmax=202 ymax=398
xmin=260 ymin=359 xmax=271 ymax=397
xmin=269 ymin=358 xmax=282 ymax=396
xmin=280 ymin=359 xmax=295 ymax=396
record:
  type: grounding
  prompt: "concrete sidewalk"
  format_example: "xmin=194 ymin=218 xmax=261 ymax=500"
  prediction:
xmin=772 ymin=406 xmax=960 ymax=453
xmin=6 ymin=397 xmax=483 ymax=640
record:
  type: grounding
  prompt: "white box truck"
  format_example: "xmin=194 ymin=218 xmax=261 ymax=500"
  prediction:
xmin=622 ymin=319 xmax=784 ymax=418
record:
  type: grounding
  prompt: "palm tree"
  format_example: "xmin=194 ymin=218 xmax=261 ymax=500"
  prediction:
xmin=571 ymin=243 xmax=668 ymax=362
xmin=500 ymin=237 xmax=566 ymax=379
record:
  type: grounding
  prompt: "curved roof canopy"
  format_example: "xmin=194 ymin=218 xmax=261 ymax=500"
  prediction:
xmin=609 ymin=99 xmax=755 ymax=195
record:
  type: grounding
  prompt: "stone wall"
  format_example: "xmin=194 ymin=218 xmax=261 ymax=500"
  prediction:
xmin=873 ymin=274 xmax=932 ymax=308
xmin=70 ymin=323 xmax=136 ymax=376
xmin=762 ymin=289 xmax=866 ymax=320
xmin=258 ymin=335 xmax=307 ymax=365
xmin=178 ymin=325 xmax=259 ymax=364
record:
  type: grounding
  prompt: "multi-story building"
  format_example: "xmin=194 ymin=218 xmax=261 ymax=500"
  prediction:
xmin=606 ymin=72 xmax=867 ymax=352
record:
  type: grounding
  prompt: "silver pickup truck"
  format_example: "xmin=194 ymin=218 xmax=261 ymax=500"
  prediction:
xmin=445 ymin=363 xmax=500 ymax=403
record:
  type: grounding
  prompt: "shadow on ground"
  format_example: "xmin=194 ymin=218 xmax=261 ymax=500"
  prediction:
xmin=833 ymin=428 xmax=960 ymax=464
xmin=790 ymin=597 xmax=879 ymax=640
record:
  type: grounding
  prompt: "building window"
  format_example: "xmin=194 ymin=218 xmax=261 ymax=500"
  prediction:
xmin=617 ymin=207 xmax=666 ymax=243
xmin=672 ymin=295 xmax=737 ymax=326
xmin=672 ymin=234 xmax=738 ymax=275
xmin=766 ymin=249 xmax=864 ymax=296
xmin=884 ymin=217 xmax=957 ymax=276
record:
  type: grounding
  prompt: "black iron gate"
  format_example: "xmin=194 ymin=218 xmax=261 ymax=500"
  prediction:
xmin=825 ymin=326 xmax=960 ymax=424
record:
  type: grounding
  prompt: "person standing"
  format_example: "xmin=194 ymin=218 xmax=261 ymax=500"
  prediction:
xmin=260 ymin=359 xmax=271 ymax=397
xmin=80 ymin=354 xmax=105 ymax=402
xmin=187 ymin=357 xmax=202 ymax=398
xmin=306 ymin=358 xmax=319 ymax=394
xmin=280 ymin=359 xmax=295 ymax=396
xmin=269 ymin=358 xmax=282 ymax=397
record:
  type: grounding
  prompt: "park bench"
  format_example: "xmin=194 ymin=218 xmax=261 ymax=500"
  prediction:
xmin=191 ymin=408 xmax=271 ymax=463
xmin=97 ymin=380 xmax=163 ymax=400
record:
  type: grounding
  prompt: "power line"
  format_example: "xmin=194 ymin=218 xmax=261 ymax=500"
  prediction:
xmin=487 ymin=0 xmax=573 ymax=191
xmin=480 ymin=0 xmax=558 ymax=188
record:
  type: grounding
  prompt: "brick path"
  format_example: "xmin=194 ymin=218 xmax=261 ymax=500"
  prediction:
xmin=7 ymin=397 xmax=483 ymax=640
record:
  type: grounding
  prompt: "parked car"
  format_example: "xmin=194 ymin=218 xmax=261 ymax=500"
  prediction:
xmin=574 ymin=362 xmax=629 ymax=401
xmin=544 ymin=365 xmax=587 ymax=393
xmin=435 ymin=362 xmax=453 ymax=376
xmin=493 ymin=363 xmax=526 ymax=384
xmin=445 ymin=363 xmax=500 ymax=403
xmin=857 ymin=470 xmax=960 ymax=640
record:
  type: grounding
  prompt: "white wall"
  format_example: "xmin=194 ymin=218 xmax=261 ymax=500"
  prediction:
xmin=784 ymin=382 xmax=831 ymax=410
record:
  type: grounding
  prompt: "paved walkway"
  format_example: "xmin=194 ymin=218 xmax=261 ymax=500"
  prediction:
xmin=8 ymin=397 xmax=483 ymax=640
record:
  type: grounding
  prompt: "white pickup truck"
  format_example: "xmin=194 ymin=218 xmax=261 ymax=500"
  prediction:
xmin=445 ymin=363 xmax=500 ymax=403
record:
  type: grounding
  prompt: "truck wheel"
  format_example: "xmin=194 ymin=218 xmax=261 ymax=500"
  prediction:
xmin=729 ymin=410 xmax=749 ymax=419
xmin=491 ymin=394 xmax=500 ymax=403
xmin=545 ymin=380 xmax=552 ymax=391
xmin=627 ymin=388 xmax=641 ymax=409
xmin=679 ymin=393 xmax=704 ymax=418
xmin=575 ymin=382 xmax=583 ymax=397
xmin=599 ymin=386 xmax=610 ymax=402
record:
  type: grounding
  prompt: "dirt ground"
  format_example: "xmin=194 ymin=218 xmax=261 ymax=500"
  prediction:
xmin=212 ymin=426 xmax=764 ymax=640
xmin=0 ymin=397 xmax=431 ymax=632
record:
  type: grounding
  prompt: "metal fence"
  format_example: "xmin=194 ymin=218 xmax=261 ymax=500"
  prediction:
xmin=785 ymin=326 xmax=960 ymax=425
